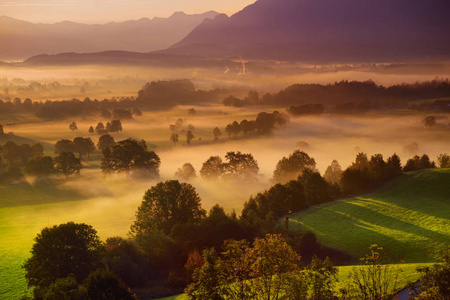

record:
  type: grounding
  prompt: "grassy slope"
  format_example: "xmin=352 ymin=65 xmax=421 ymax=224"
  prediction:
xmin=288 ymin=169 xmax=450 ymax=263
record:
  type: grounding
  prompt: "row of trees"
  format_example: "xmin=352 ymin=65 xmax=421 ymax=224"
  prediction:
xmin=224 ymin=111 xmax=288 ymax=138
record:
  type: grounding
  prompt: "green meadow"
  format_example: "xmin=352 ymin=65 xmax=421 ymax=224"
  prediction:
xmin=288 ymin=168 xmax=450 ymax=263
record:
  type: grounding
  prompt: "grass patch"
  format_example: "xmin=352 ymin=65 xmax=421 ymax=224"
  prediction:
xmin=289 ymin=169 xmax=450 ymax=263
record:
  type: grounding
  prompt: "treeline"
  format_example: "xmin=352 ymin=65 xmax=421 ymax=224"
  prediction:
xmin=223 ymin=78 xmax=450 ymax=111
xmin=224 ymin=111 xmax=288 ymax=138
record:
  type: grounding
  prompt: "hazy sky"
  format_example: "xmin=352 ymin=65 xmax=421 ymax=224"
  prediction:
xmin=0 ymin=0 xmax=256 ymax=23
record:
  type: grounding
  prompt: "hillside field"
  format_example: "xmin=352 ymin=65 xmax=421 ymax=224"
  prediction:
xmin=288 ymin=169 xmax=450 ymax=263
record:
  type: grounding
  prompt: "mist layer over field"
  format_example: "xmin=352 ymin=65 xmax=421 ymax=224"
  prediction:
xmin=1 ymin=63 xmax=449 ymax=101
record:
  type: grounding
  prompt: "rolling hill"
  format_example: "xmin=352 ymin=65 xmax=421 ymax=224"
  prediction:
xmin=168 ymin=0 xmax=450 ymax=62
xmin=0 ymin=11 xmax=218 ymax=61
xmin=288 ymin=168 xmax=450 ymax=263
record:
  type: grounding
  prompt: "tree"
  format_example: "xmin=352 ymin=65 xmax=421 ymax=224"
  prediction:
xmin=88 ymin=126 xmax=94 ymax=134
xmin=200 ymin=156 xmax=224 ymax=179
xmin=54 ymin=152 xmax=82 ymax=178
xmin=305 ymin=256 xmax=338 ymax=300
xmin=84 ymin=269 xmax=137 ymax=300
xmin=24 ymin=156 xmax=55 ymax=177
xmin=55 ymin=139 xmax=75 ymax=154
xmin=112 ymin=108 xmax=133 ymax=120
xmin=23 ymin=222 xmax=104 ymax=294
xmin=95 ymin=122 xmax=108 ymax=135
xmin=186 ymin=130 xmax=195 ymax=145
xmin=369 ymin=153 xmax=387 ymax=183
xmin=69 ymin=121 xmax=78 ymax=131
xmin=342 ymin=244 xmax=401 ymax=300
xmin=213 ymin=127 xmax=222 ymax=141
xmin=437 ymin=153 xmax=450 ymax=168
xmin=352 ymin=152 xmax=370 ymax=171
xmin=106 ymin=119 xmax=122 ymax=133
xmin=414 ymin=248 xmax=450 ymax=300
xmin=273 ymin=150 xmax=317 ymax=183
xmin=223 ymin=151 xmax=259 ymax=182
xmin=324 ymin=160 xmax=342 ymax=184
xmin=31 ymin=143 xmax=44 ymax=157
xmin=186 ymin=248 xmax=226 ymax=300
xmin=0 ymin=124 xmax=3 ymax=134
xmin=131 ymin=180 xmax=206 ymax=236
xmin=101 ymin=138 xmax=160 ymax=179
xmin=170 ymin=133 xmax=179 ymax=146
xmin=97 ymin=134 xmax=116 ymax=151
xmin=73 ymin=137 xmax=96 ymax=159
xmin=101 ymin=110 xmax=112 ymax=119
xmin=175 ymin=163 xmax=197 ymax=181
xmin=385 ymin=153 xmax=402 ymax=179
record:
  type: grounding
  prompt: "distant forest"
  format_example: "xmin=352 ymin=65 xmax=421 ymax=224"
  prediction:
xmin=1 ymin=79 xmax=449 ymax=120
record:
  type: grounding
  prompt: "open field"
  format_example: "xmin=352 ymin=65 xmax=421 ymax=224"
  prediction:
xmin=289 ymin=169 xmax=450 ymax=263
xmin=1 ymin=106 xmax=450 ymax=299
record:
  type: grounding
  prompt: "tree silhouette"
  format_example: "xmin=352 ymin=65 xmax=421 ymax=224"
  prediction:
xmin=54 ymin=152 xmax=82 ymax=178
xmin=213 ymin=127 xmax=222 ymax=141
xmin=186 ymin=130 xmax=195 ymax=145
xmin=200 ymin=156 xmax=224 ymax=179
xmin=170 ymin=133 xmax=179 ymax=146
xmin=69 ymin=121 xmax=77 ymax=131
xmin=97 ymin=134 xmax=116 ymax=151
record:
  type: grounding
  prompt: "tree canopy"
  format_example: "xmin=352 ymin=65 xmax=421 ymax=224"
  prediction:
xmin=101 ymin=138 xmax=160 ymax=179
xmin=23 ymin=222 xmax=104 ymax=290
xmin=273 ymin=150 xmax=316 ymax=183
xmin=131 ymin=180 xmax=206 ymax=236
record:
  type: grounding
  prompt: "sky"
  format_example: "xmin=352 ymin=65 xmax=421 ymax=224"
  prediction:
xmin=0 ymin=0 xmax=256 ymax=23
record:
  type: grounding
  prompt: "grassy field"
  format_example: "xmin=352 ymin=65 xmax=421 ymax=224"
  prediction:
xmin=289 ymin=168 xmax=450 ymax=263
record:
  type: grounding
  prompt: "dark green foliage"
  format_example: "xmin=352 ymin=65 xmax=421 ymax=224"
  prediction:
xmin=54 ymin=139 xmax=75 ymax=154
xmin=340 ymin=167 xmax=373 ymax=195
xmin=437 ymin=153 xmax=450 ymax=168
xmin=24 ymin=156 xmax=54 ymax=176
xmin=223 ymin=151 xmax=259 ymax=182
xmin=200 ymin=156 xmax=224 ymax=179
xmin=97 ymin=134 xmax=116 ymax=151
xmin=54 ymin=152 xmax=82 ymax=177
xmin=84 ymin=269 xmax=137 ymax=300
xmin=186 ymin=248 xmax=226 ymax=300
xmin=23 ymin=222 xmax=104 ymax=290
xmin=106 ymin=119 xmax=123 ymax=132
xmin=273 ymin=150 xmax=317 ymax=183
xmin=131 ymin=180 xmax=206 ymax=236
xmin=305 ymin=256 xmax=338 ymax=300
xmin=36 ymin=275 xmax=87 ymax=300
xmin=73 ymin=137 xmax=96 ymax=159
xmin=403 ymin=154 xmax=436 ymax=172
xmin=415 ymin=248 xmax=450 ymax=299
xmin=112 ymin=109 xmax=133 ymax=120
xmin=101 ymin=138 xmax=160 ymax=179
xmin=104 ymin=237 xmax=154 ymax=288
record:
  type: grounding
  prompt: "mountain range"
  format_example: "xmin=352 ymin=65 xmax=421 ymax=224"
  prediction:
xmin=3 ymin=0 xmax=450 ymax=64
xmin=0 ymin=11 xmax=218 ymax=61
xmin=167 ymin=0 xmax=450 ymax=62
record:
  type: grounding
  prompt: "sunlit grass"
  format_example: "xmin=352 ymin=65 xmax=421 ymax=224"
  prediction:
xmin=289 ymin=169 xmax=450 ymax=263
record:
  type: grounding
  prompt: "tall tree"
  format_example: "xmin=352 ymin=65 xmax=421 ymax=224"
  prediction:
xmin=131 ymin=180 xmax=206 ymax=235
xmin=106 ymin=119 xmax=123 ymax=133
xmin=23 ymin=222 xmax=104 ymax=296
xmin=54 ymin=152 xmax=82 ymax=178
xmin=97 ymin=134 xmax=116 ymax=151
xmin=55 ymin=139 xmax=75 ymax=154
xmin=324 ymin=159 xmax=342 ymax=184
xmin=175 ymin=163 xmax=197 ymax=181
xmin=24 ymin=156 xmax=55 ymax=177
xmin=101 ymin=138 xmax=160 ymax=179
xmin=73 ymin=137 xmax=96 ymax=159
xmin=186 ymin=130 xmax=195 ymax=145
xmin=223 ymin=151 xmax=259 ymax=182
xmin=273 ymin=150 xmax=317 ymax=183
xmin=200 ymin=156 xmax=224 ymax=179
xmin=170 ymin=133 xmax=179 ymax=146
xmin=213 ymin=127 xmax=222 ymax=141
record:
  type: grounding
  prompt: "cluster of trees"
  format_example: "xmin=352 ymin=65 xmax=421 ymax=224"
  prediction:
xmin=101 ymin=138 xmax=160 ymax=179
xmin=222 ymin=79 xmax=450 ymax=109
xmin=224 ymin=111 xmax=288 ymax=138
xmin=199 ymin=152 xmax=259 ymax=182
xmin=89 ymin=119 xmax=123 ymax=135
xmin=169 ymin=118 xmax=196 ymax=146
xmin=55 ymin=137 xmax=96 ymax=159
xmin=137 ymin=79 xmax=228 ymax=109
xmin=0 ymin=140 xmax=82 ymax=181
xmin=0 ymin=95 xmax=144 ymax=120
